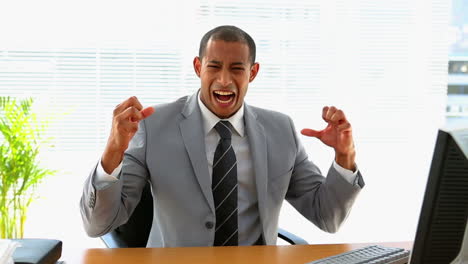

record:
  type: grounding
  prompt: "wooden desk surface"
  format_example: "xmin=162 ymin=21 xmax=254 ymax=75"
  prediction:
xmin=73 ymin=242 xmax=412 ymax=264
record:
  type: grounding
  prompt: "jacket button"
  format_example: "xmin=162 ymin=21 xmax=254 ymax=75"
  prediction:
xmin=205 ymin=221 xmax=214 ymax=229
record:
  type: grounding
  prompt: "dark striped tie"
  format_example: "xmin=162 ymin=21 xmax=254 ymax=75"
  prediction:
xmin=212 ymin=121 xmax=238 ymax=246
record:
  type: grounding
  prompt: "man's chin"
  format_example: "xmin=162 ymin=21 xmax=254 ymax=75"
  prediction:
xmin=213 ymin=108 xmax=236 ymax=119
xmin=215 ymin=112 xmax=232 ymax=119
xmin=211 ymin=101 xmax=238 ymax=118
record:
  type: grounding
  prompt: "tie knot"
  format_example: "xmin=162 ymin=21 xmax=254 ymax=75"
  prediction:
xmin=214 ymin=121 xmax=232 ymax=139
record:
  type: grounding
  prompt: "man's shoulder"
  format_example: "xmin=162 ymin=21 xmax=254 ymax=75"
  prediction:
xmin=153 ymin=95 xmax=189 ymax=112
xmin=247 ymin=104 xmax=292 ymax=123
xmin=247 ymin=105 xmax=298 ymax=141
xmin=145 ymin=95 xmax=190 ymax=119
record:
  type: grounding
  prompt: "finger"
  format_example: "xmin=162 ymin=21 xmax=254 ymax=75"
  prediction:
xmin=325 ymin=106 xmax=338 ymax=121
xmin=330 ymin=109 xmax=346 ymax=125
xmin=114 ymin=96 xmax=144 ymax=116
xmin=117 ymin=106 xmax=145 ymax=122
xmin=141 ymin=106 xmax=155 ymax=119
xmin=116 ymin=120 xmax=139 ymax=134
xmin=322 ymin=106 xmax=329 ymax=122
xmin=301 ymin=128 xmax=322 ymax=138
xmin=131 ymin=106 xmax=155 ymax=122
xmin=337 ymin=122 xmax=352 ymax=132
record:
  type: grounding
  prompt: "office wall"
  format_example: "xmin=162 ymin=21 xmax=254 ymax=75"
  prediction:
xmin=0 ymin=0 xmax=449 ymax=251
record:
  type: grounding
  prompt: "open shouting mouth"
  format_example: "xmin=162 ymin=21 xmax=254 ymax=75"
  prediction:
xmin=213 ymin=90 xmax=236 ymax=105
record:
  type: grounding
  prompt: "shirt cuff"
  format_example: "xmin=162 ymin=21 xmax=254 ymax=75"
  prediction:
xmin=93 ymin=158 xmax=123 ymax=190
xmin=332 ymin=161 xmax=359 ymax=185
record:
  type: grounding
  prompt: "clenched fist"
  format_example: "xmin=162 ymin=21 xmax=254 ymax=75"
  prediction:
xmin=301 ymin=106 xmax=356 ymax=171
xmin=101 ymin=96 xmax=155 ymax=174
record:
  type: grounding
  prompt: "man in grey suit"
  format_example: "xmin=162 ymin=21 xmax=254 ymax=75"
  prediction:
xmin=80 ymin=25 xmax=364 ymax=247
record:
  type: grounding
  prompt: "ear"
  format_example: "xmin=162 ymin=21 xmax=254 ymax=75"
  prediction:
xmin=193 ymin=56 xmax=202 ymax=78
xmin=248 ymin=62 xmax=260 ymax=83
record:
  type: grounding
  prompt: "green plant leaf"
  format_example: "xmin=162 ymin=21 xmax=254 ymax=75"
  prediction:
xmin=0 ymin=96 xmax=57 ymax=239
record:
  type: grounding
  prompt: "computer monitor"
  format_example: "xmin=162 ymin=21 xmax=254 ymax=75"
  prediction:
xmin=410 ymin=128 xmax=468 ymax=264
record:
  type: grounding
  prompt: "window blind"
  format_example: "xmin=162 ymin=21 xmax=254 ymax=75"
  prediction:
xmin=0 ymin=0 xmax=449 ymax=247
xmin=0 ymin=48 xmax=197 ymax=152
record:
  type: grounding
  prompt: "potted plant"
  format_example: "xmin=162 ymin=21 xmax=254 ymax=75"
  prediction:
xmin=0 ymin=96 xmax=56 ymax=238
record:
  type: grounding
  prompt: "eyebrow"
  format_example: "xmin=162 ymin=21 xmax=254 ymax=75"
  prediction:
xmin=207 ymin=60 xmax=246 ymax=66
xmin=207 ymin=60 xmax=221 ymax=65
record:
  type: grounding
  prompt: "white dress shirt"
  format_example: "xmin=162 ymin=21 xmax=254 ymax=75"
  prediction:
xmin=196 ymin=94 xmax=262 ymax=246
xmin=93 ymin=92 xmax=359 ymax=245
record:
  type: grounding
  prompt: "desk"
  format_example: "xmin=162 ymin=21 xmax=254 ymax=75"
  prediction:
xmin=74 ymin=242 xmax=412 ymax=264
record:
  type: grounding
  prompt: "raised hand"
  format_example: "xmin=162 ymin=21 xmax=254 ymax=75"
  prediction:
xmin=301 ymin=106 xmax=356 ymax=171
xmin=102 ymin=96 xmax=155 ymax=173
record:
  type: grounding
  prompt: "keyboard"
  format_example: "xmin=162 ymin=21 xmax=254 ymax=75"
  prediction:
xmin=306 ymin=245 xmax=410 ymax=264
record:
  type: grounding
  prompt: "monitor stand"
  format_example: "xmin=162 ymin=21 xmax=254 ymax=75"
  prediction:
xmin=450 ymin=221 xmax=468 ymax=264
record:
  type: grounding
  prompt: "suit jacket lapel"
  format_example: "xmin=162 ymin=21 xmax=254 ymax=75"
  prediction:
xmin=244 ymin=104 xmax=268 ymax=233
xmin=179 ymin=93 xmax=215 ymax=214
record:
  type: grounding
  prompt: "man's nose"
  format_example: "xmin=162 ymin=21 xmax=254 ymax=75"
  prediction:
xmin=217 ymin=69 xmax=233 ymax=87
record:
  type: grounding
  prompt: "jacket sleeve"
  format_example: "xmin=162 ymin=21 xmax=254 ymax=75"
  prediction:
xmin=285 ymin=117 xmax=364 ymax=233
xmin=80 ymin=119 xmax=150 ymax=237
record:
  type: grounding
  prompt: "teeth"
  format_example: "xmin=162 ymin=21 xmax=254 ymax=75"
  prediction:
xmin=214 ymin=91 xmax=234 ymax=96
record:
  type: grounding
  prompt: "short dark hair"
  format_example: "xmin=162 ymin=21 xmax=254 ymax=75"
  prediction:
xmin=198 ymin=25 xmax=256 ymax=65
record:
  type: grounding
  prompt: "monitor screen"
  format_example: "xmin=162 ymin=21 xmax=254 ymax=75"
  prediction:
xmin=410 ymin=128 xmax=468 ymax=264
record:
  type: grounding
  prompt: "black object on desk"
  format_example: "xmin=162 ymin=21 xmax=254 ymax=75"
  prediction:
xmin=12 ymin=239 xmax=62 ymax=264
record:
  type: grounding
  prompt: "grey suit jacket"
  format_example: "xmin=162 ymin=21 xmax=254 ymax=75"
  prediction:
xmin=80 ymin=92 xmax=364 ymax=247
